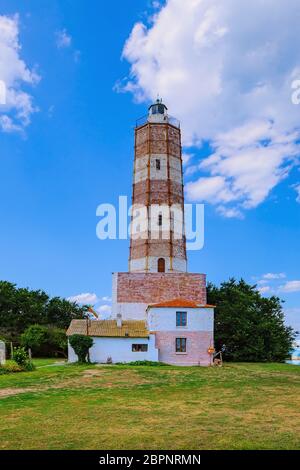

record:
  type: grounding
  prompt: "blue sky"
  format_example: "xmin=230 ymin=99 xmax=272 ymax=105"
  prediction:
xmin=0 ymin=0 xmax=299 ymax=330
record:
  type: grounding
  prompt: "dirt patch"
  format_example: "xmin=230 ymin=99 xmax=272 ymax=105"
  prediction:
xmin=0 ymin=388 xmax=33 ymax=398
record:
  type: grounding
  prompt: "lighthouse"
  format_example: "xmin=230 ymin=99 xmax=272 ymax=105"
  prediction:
xmin=67 ymin=101 xmax=215 ymax=365
xmin=129 ymin=99 xmax=187 ymax=273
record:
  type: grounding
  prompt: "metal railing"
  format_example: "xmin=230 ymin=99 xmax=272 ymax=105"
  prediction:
xmin=136 ymin=114 xmax=180 ymax=128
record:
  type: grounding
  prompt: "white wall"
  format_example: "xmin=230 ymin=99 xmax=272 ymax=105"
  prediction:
xmin=148 ymin=307 xmax=214 ymax=332
xmin=129 ymin=256 xmax=187 ymax=273
xmin=68 ymin=334 xmax=158 ymax=364
xmin=112 ymin=302 xmax=148 ymax=320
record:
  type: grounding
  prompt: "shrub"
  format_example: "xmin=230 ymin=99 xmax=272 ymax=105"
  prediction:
xmin=21 ymin=324 xmax=67 ymax=357
xmin=69 ymin=335 xmax=93 ymax=363
xmin=13 ymin=347 xmax=35 ymax=371
xmin=0 ymin=362 xmax=24 ymax=374
xmin=13 ymin=347 xmax=28 ymax=367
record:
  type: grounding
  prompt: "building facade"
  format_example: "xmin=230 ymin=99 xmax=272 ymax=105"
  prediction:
xmin=67 ymin=100 xmax=215 ymax=366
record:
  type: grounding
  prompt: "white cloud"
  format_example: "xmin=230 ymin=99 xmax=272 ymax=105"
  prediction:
xmin=182 ymin=152 xmax=193 ymax=166
xmin=101 ymin=296 xmax=112 ymax=302
xmin=97 ymin=304 xmax=112 ymax=313
xmin=55 ymin=29 xmax=72 ymax=48
xmin=279 ymin=281 xmax=300 ymax=293
xmin=67 ymin=292 xmax=99 ymax=305
xmin=0 ymin=14 xmax=40 ymax=133
xmin=258 ymin=285 xmax=271 ymax=295
xmin=263 ymin=273 xmax=286 ymax=280
xmin=95 ymin=304 xmax=112 ymax=319
xmin=284 ymin=308 xmax=300 ymax=331
xmin=122 ymin=0 xmax=300 ymax=216
xmin=292 ymin=183 xmax=300 ymax=203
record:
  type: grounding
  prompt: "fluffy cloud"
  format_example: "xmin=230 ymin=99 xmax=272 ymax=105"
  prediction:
xmin=279 ymin=281 xmax=300 ymax=293
xmin=0 ymin=14 xmax=40 ymax=133
xmin=101 ymin=296 xmax=112 ymax=302
xmin=122 ymin=0 xmax=300 ymax=216
xmin=258 ymin=285 xmax=271 ymax=295
xmin=55 ymin=29 xmax=72 ymax=48
xmin=97 ymin=304 xmax=112 ymax=313
xmin=284 ymin=308 xmax=300 ymax=331
xmin=68 ymin=292 xmax=99 ymax=305
xmin=262 ymin=273 xmax=286 ymax=280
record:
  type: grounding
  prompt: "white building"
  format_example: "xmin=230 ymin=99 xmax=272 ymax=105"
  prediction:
xmin=67 ymin=299 xmax=214 ymax=366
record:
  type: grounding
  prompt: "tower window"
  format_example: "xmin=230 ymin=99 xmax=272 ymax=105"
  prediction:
xmin=156 ymin=159 xmax=161 ymax=170
xmin=158 ymin=258 xmax=165 ymax=273
xmin=158 ymin=214 xmax=163 ymax=226
xmin=176 ymin=338 xmax=187 ymax=353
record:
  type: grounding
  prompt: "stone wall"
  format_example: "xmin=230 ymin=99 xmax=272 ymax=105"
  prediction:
xmin=114 ymin=272 xmax=207 ymax=305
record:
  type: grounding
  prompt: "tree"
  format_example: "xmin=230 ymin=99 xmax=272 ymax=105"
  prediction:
xmin=0 ymin=281 xmax=87 ymax=343
xmin=207 ymin=278 xmax=295 ymax=362
xmin=45 ymin=297 xmax=86 ymax=329
xmin=69 ymin=334 xmax=93 ymax=363
xmin=21 ymin=324 xmax=67 ymax=357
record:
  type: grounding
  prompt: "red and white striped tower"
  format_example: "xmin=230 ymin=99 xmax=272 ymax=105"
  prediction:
xmin=129 ymin=100 xmax=187 ymax=273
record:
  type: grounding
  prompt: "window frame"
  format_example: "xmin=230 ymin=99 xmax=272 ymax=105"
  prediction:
xmin=176 ymin=311 xmax=187 ymax=327
xmin=158 ymin=257 xmax=165 ymax=272
xmin=175 ymin=337 xmax=187 ymax=354
xmin=132 ymin=344 xmax=148 ymax=352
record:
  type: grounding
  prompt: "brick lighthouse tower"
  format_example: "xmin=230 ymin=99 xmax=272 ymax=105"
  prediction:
xmin=67 ymin=100 xmax=215 ymax=366
xmin=112 ymin=100 xmax=209 ymax=321
xmin=129 ymin=99 xmax=187 ymax=273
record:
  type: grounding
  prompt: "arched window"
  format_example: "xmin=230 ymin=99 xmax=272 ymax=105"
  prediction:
xmin=158 ymin=258 xmax=165 ymax=273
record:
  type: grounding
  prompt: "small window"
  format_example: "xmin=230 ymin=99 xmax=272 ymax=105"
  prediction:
xmin=176 ymin=311 xmax=187 ymax=327
xmin=132 ymin=344 xmax=148 ymax=352
xmin=158 ymin=214 xmax=162 ymax=226
xmin=156 ymin=159 xmax=161 ymax=170
xmin=176 ymin=338 xmax=187 ymax=353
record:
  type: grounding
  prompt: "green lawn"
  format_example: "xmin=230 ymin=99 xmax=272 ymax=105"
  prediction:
xmin=0 ymin=362 xmax=299 ymax=450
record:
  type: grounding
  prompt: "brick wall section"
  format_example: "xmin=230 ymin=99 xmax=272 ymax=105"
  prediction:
xmin=133 ymin=179 xmax=184 ymax=205
xmin=130 ymin=239 xmax=186 ymax=259
xmin=116 ymin=272 xmax=207 ymax=304
xmin=155 ymin=331 xmax=212 ymax=366
xmin=135 ymin=124 xmax=181 ymax=158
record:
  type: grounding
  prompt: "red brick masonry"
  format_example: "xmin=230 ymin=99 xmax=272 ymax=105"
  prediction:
xmin=116 ymin=272 xmax=207 ymax=304
xmin=155 ymin=331 xmax=212 ymax=366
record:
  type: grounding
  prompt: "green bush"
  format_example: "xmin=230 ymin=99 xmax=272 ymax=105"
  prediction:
xmin=21 ymin=324 xmax=67 ymax=357
xmin=0 ymin=362 xmax=24 ymax=374
xmin=13 ymin=347 xmax=28 ymax=367
xmin=13 ymin=347 xmax=35 ymax=371
xmin=69 ymin=334 xmax=93 ymax=363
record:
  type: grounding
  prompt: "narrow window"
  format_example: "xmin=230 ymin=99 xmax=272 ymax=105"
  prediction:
xmin=176 ymin=311 xmax=187 ymax=327
xmin=156 ymin=159 xmax=161 ymax=170
xmin=158 ymin=257 xmax=165 ymax=272
xmin=158 ymin=214 xmax=162 ymax=226
xmin=176 ymin=338 xmax=187 ymax=353
xmin=132 ymin=344 xmax=148 ymax=352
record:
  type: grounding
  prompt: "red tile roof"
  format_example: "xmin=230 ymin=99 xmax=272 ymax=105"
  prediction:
xmin=148 ymin=298 xmax=215 ymax=308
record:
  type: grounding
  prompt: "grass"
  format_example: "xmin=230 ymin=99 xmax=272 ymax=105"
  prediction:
xmin=0 ymin=361 xmax=299 ymax=450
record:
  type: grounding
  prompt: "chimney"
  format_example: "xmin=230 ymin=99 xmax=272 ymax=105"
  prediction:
xmin=116 ymin=313 xmax=122 ymax=328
